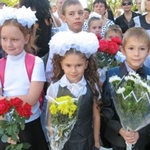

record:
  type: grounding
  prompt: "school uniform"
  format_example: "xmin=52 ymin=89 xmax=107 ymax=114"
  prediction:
xmin=46 ymin=75 xmax=101 ymax=150
xmin=101 ymin=62 xmax=150 ymax=150
xmin=134 ymin=14 xmax=150 ymax=36
xmin=0 ymin=50 xmax=49 ymax=150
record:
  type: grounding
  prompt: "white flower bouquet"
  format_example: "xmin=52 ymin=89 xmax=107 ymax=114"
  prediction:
xmin=109 ymin=72 xmax=150 ymax=150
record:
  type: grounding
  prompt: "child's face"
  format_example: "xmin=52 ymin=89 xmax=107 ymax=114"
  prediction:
xmin=62 ymin=4 xmax=84 ymax=33
xmin=61 ymin=53 xmax=88 ymax=83
xmin=105 ymin=30 xmax=122 ymax=41
xmin=1 ymin=25 xmax=29 ymax=56
xmin=83 ymin=10 xmax=90 ymax=20
xmin=121 ymin=37 xmax=150 ymax=70
xmin=88 ymin=20 xmax=102 ymax=35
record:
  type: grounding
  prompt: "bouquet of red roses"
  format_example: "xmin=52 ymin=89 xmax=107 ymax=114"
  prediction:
xmin=96 ymin=36 xmax=122 ymax=68
xmin=0 ymin=97 xmax=32 ymax=150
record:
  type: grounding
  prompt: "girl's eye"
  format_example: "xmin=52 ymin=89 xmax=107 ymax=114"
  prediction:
xmin=12 ymin=39 xmax=18 ymax=41
xmin=140 ymin=48 xmax=146 ymax=51
xmin=66 ymin=64 xmax=70 ymax=67
xmin=77 ymin=64 xmax=82 ymax=67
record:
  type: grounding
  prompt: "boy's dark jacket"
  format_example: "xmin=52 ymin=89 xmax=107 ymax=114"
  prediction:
xmin=101 ymin=62 xmax=150 ymax=147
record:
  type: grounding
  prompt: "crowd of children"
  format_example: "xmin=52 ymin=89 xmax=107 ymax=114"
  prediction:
xmin=0 ymin=0 xmax=150 ymax=150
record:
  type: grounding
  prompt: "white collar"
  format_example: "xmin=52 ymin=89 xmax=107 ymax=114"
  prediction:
xmin=60 ymin=74 xmax=86 ymax=87
xmin=7 ymin=50 xmax=25 ymax=61
xmin=59 ymin=75 xmax=87 ymax=97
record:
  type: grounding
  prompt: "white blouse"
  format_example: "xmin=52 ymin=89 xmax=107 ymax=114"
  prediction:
xmin=0 ymin=50 xmax=46 ymax=123
xmin=46 ymin=74 xmax=101 ymax=101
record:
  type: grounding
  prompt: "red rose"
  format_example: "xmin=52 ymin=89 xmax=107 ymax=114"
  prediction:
xmin=16 ymin=103 xmax=32 ymax=118
xmin=0 ymin=99 xmax=10 ymax=115
xmin=96 ymin=34 xmax=102 ymax=41
xmin=98 ymin=39 xmax=109 ymax=52
xmin=10 ymin=97 xmax=23 ymax=108
xmin=111 ymin=37 xmax=122 ymax=45
xmin=107 ymin=41 xmax=119 ymax=55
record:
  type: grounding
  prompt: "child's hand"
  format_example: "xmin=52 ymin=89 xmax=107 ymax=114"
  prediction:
xmin=94 ymin=141 xmax=100 ymax=149
xmin=119 ymin=128 xmax=139 ymax=144
xmin=7 ymin=137 xmax=17 ymax=144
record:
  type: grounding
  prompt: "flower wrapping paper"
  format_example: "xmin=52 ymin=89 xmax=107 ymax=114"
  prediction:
xmin=45 ymin=96 xmax=79 ymax=150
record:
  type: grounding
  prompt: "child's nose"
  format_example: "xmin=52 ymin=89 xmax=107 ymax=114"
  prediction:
xmin=6 ymin=40 xmax=13 ymax=46
xmin=71 ymin=67 xmax=76 ymax=72
xmin=134 ymin=49 xmax=140 ymax=56
xmin=75 ymin=13 xmax=80 ymax=18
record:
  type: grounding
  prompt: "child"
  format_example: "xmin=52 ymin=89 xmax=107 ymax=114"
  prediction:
xmin=61 ymin=0 xmax=85 ymax=33
xmin=87 ymin=15 xmax=102 ymax=35
xmin=46 ymin=31 xmax=101 ymax=150
xmin=101 ymin=27 xmax=150 ymax=150
xmin=46 ymin=0 xmax=85 ymax=83
xmin=104 ymin=25 xmax=126 ymax=63
xmin=0 ymin=7 xmax=49 ymax=150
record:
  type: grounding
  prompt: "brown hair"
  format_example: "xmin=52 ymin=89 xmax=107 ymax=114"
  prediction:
xmin=0 ymin=19 xmax=37 ymax=54
xmin=122 ymin=27 xmax=150 ymax=49
xmin=52 ymin=48 xmax=101 ymax=103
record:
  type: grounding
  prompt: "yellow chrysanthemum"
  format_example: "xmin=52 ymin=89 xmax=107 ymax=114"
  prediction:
xmin=70 ymin=104 xmax=77 ymax=112
xmin=50 ymin=96 xmax=77 ymax=118
xmin=49 ymin=103 xmax=57 ymax=115
xmin=58 ymin=103 xmax=69 ymax=115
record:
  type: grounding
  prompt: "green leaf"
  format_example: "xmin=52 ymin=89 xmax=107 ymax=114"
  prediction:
xmin=1 ymin=134 xmax=8 ymax=143
xmin=7 ymin=126 xmax=12 ymax=135
xmin=0 ymin=127 xmax=4 ymax=134
xmin=23 ymin=143 xmax=31 ymax=149
xmin=20 ymin=124 xmax=25 ymax=130
xmin=5 ymin=145 xmax=11 ymax=150
xmin=16 ymin=143 xmax=23 ymax=149
xmin=12 ymin=124 xmax=18 ymax=132
xmin=11 ymin=133 xmax=18 ymax=141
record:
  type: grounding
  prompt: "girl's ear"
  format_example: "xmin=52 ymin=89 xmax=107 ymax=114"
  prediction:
xmin=25 ymin=34 xmax=30 ymax=44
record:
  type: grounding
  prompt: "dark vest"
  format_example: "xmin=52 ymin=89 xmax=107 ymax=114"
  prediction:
xmin=57 ymin=83 xmax=93 ymax=141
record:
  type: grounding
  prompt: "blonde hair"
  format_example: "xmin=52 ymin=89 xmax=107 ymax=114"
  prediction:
xmin=122 ymin=27 xmax=150 ymax=49
xmin=141 ymin=0 xmax=146 ymax=13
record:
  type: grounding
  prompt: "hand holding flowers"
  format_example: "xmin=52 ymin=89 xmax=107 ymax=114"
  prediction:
xmin=0 ymin=97 xmax=32 ymax=150
xmin=109 ymin=72 xmax=150 ymax=150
